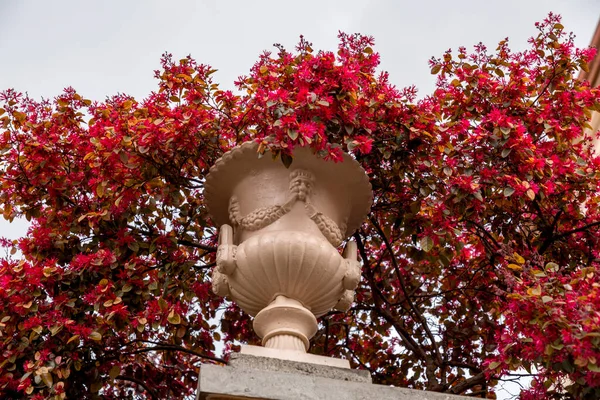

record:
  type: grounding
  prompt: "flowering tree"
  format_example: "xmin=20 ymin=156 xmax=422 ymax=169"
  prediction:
xmin=1 ymin=13 xmax=599 ymax=399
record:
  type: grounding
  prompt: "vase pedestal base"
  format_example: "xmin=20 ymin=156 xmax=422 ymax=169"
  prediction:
xmin=239 ymin=344 xmax=350 ymax=369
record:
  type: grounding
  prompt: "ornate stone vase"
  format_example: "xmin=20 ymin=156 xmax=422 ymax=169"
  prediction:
xmin=204 ymin=142 xmax=372 ymax=353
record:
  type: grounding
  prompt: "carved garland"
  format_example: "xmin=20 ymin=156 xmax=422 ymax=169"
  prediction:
xmin=227 ymin=169 xmax=346 ymax=247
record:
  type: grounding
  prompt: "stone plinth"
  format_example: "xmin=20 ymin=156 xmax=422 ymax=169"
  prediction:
xmin=197 ymin=352 xmax=475 ymax=400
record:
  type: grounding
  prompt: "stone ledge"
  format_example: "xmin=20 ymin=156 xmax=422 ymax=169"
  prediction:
xmin=198 ymin=360 xmax=474 ymax=400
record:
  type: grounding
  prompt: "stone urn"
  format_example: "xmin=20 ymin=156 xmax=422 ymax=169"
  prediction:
xmin=204 ymin=142 xmax=372 ymax=353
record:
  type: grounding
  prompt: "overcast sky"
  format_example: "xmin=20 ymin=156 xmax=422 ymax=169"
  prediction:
xmin=0 ymin=1 xmax=598 ymax=396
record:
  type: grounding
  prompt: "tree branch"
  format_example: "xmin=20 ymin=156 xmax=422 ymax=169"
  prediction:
xmin=368 ymin=217 xmax=444 ymax=371
xmin=354 ymin=232 xmax=424 ymax=358
xmin=449 ymin=372 xmax=486 ymax=395
xmin=126 ymin=224 xmax=217 ymax=252
xmin=177 ymin=238 xmax=217 ymax=252
xmin=116 ymin=375 xmax=158 ymax=399
xmin=464 ymin=219 xmax=500 ymax=249
xmin=443 ymin=361 xmax=482 ymax=372
xmin=539 ymin=219 xmax=600 ymax=254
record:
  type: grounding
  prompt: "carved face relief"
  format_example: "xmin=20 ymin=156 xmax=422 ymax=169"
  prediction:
xmin=289 ymin=169 xmax=315 ymax=202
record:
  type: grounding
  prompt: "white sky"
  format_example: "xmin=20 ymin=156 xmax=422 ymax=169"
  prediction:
xmin=0 ymin=1 xmax=598 ymax=397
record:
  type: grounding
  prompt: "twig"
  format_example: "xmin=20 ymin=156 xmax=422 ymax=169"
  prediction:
xmin=121 ymin=343 xmax=226 ymax=364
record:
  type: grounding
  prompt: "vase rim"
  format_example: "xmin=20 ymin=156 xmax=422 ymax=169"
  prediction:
xmin=204 ymin=141 xmax=372 ymax=239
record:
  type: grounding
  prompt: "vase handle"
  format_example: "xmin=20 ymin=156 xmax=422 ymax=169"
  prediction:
xmin=342 ymin=240 xmax=360 ymax=290
xmin=216 ymin=224 xmax=237 ymax=275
